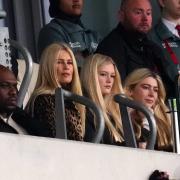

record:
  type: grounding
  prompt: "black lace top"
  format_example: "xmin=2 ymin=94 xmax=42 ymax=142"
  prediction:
xmin=33 ymin=94 xmax=83 ymax=141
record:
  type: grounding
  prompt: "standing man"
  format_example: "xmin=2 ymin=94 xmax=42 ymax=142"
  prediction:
xmin=96 ymin=0 xmax=177 ymax=97
xmin=0 ymin=64 xmax=48 ymax=136
xmin=149 ymin=0 xmax=180 ymax=74
xmin=38 ymin=0 xmax=101 ymax=67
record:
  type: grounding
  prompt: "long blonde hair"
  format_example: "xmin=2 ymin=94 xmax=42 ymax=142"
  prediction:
xmin=124 ymin=68 xmax=172 ymax=147
xmin=27 ymin=43 xmax=85 ymax=134
xmin=81 ymin=53 xmax=124 ymax=142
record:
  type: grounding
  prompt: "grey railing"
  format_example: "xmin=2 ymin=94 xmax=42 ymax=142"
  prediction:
xmin=175 ymin=74 xmax=180 ymax=145
xmin=55 ymin=88 xmax=105 ymax=143
xmin=0 ymin=10 xmax=6 ymax=18
xmin=9 ymin=40 xmax=33 ymax=108
xmin=168 ymin=99 xmax=180 ymax=154
xmin=114 ymin=94 xmax=157 ymax=150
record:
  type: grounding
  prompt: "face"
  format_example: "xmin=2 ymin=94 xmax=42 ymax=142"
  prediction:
xmin=159 ymin=0 xmax=180 ymax=20
xmin=98 ymin=62 xmax=115 ymax=96
xmin=55 ymin=49 xmax=74 ymax=86
xmin=0 ymin=70 xmax=18 ymax=114
xmin=59 ymin=0 xmax=83 ymax=16
xmin=120 ymin=0 xmax=152 ymax=33
xmin=130 ymin=77 xmax=158 ymax=109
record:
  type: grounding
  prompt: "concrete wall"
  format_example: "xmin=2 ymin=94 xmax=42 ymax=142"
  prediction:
xmin=0 ymin=133 xmax=180 ymax=180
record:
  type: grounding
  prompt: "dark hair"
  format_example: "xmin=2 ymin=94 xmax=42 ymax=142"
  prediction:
xmin=120 ymin=0 xmax=151 ymax=10
xmin=49 ymin=0 xmax=59 ymax=18
xmin=0 ymin=64 xmax=11 ymax=73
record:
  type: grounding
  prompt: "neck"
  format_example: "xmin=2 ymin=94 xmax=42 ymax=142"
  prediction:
xmin=120 ymin=23 xmax=147 ymax=39
xmin=162 ymin=12 xmax=180 ymax=24
xmin=55 ymin=10 xmax=82 ymax=26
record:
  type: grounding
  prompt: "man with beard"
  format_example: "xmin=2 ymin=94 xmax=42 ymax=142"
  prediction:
xmin=96 ymin=0 xmax=177 ymax=97
xmin=0 ymin=65 xmax=48 ymax=136
xmin=38 ymin=0 xmax=101 ymax=67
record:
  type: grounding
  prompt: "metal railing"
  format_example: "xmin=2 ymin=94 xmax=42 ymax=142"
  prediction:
xmin=0 ymin=10 xmax=33 ymax=108
xmin=168 ymin=99 xmax=180 ymax=153
xmin=55 ymin=88 xmax=105 ymax=143
xmin=9 ymin=40 xmax=33 ymax=108
xmin=114 ymin=94 xmax=157 ymax=150
xmin=0 ymin=10 xmax=6 ymax=18
xmin=175 ymin=74 xmax=180 ymax=141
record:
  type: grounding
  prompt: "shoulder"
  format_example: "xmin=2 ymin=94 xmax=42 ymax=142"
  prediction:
xmin=34 ymin=94 xmax=55 ymax=108
xmin=35 ymin=94 xmax=54 ymax=101
xmin=41 ymin=19 xmax=63 ymax=30
xmin=11 ymin=107 xmax=35 ymax=127
xmin=149 ymin=20 xmax=171 ymax=44
xmin=96 ymin=24 xmax=124 ymax=55
xmin=98 ymin=25 xmax=122 ymax=46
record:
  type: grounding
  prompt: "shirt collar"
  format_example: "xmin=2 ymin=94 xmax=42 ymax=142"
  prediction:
xmin=0 ymin=113 xmax=8 ymax=123
xmin=162 ymin=18 xmax=179 ymax=37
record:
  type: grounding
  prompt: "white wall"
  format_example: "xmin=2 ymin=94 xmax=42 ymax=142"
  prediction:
xmin=0 ymin=133 xmax=180 ymax=180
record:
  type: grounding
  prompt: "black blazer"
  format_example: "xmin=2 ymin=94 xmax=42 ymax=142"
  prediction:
xmin=0 ymin=107 xmax=49 ymax=137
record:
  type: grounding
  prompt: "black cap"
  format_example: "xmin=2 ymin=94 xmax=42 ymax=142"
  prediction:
xmin=49 ymin=0 xmax=59 ymax=18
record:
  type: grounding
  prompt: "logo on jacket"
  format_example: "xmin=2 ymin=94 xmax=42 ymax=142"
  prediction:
xmin=69 ymin=42 xmax=81 ymax=49
xmin=162 ymin=42 xmax=178 ymax=48
xmin=91 ymin=42 xmax=98 ymax=49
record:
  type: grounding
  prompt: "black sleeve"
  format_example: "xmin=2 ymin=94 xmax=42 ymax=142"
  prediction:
xmin=12 ymin=107 xmax=50 ymax=137
xmin=84 ymin=108 xmax=96 ymax=142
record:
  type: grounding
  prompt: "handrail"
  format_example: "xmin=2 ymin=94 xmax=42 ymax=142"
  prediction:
xmin=168 ymin=98 xmax=180 ymax=153
xmin=0 ymin=10 xmax=6 ymax=18
xmin=114 ymin=94 xmax=157 ymax=150
xmin=55 ymin=88 xmax=67 ymax=139
xmin=114 ymin=94 xmax=137 ymax=148
xmin=9 ymin=40 xmax=33 ymax=108
xmin=55 ymin=88 xmax=105 ymax=143
xmin=175 ymin=74 xmax=180 ymax=143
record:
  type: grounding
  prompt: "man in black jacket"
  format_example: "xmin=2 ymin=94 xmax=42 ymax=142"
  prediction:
xmin=96 ymin=0 xmax=177 ymax=97
xmin=0 ymin=64 xmax=48 ymax=136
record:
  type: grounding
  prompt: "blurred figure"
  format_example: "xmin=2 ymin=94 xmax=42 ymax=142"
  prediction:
xmin=124 ymin=68 xmax=173 ymax=151
xmin=149 ymin=169 xmax=169 ymax=180
xmin=38 ymin=0 xmax=101 ymax=67
xmin=0 ymin=64 xmax=48 ymax=136
xmin=26 ymin=43 xmax=85 ymax=140
xmin=96 ymin=0 xmax=176 ymax=98
xmin=149 ymin=0 xmax=180 ymax=81
xmin=81 ymin=53 xmax=124 ymax=145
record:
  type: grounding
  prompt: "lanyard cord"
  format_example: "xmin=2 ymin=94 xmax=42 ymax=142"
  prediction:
xmin=164 ymin=40 xmax=179 ymax=65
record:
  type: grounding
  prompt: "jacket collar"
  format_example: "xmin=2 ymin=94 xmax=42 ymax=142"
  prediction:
xmin=154 ymin=20 xmax=177 ymax=40
xmin=116 ymin=23 xmax=149 ymax=50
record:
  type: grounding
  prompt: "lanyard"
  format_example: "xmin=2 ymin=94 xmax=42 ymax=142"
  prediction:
xmin=164 ymin=40 xmax=179 ymax=65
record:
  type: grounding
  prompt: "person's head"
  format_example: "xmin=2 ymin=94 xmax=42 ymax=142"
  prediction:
xmin=119 ymin=0 xmax=152 ymax=34
xmin=81 ymin=53 xmax=123 ymax=99
xmin=124 ymin=68 xmax=172 ymax=147
xmin=28 ymin=43 xmax=85 ymax=132
xmin=0 ymin=65 xmax=18 ymax=115
xmin=124 ymin=68 xmax=165 ymax=110
xmin=36 ymin=43 xmax=81 ymax=95
xmin=49 ymin=0 xmax=83 ymax=17
xmin=81 ymin=54 xmax=124 ymax=142
xmin=158 ymin=0 xmax=180 ymax=22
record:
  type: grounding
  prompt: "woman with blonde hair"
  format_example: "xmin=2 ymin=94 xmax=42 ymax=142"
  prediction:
xmin=81 ymin=53 xmax=124 ymax=145
xmin=124 ymin=68 xmax=172 ymax=151
xmin=26 ymin=43 xmax=85 ymax=140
